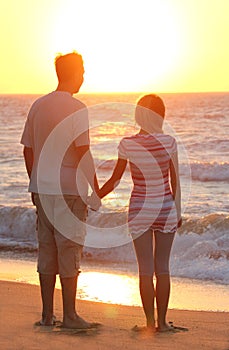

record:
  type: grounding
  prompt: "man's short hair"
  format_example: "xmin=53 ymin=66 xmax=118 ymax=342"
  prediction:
xmin=55 ymin=52 xmax=83 ymax=82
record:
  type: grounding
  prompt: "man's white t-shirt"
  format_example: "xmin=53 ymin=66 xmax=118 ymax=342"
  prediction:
xmin=21 ymin=91 xmax=90 ymax=196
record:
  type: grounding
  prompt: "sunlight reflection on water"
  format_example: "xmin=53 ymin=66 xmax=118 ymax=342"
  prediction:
xmin=0 ymin=257 xmax=229 ymax=312
xmin=78 ymin=271 xmax=140 ymax=306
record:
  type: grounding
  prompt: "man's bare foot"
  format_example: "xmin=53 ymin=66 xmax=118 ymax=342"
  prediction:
xmin=35 ymin=315 xmax=57 ymax=326
xmin=62 ymin=314 xmax=98 ymax=329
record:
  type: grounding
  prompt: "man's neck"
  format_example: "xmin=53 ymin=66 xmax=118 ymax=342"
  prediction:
xmin=56 ymin=83 xmax=75 ymax=95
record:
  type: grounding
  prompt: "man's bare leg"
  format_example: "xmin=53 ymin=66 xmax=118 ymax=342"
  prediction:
xmin=60 ymin=275 xmax=92 ymax=329
xmin=39 ymin=273 xmax=56 ymax=325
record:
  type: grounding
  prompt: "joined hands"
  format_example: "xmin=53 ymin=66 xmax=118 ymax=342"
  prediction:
xmin=87 ymin=191 xmax=102 ymax=211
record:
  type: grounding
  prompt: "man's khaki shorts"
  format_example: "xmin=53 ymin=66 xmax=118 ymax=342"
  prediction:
xmin=33 ymin=193 xmax=87 ymax=278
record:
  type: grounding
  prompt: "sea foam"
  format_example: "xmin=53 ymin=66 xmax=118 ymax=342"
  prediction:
xmin=0 ymin=206 xmax=228 ymax=284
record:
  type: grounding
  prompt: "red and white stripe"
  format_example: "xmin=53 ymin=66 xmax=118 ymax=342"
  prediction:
xmin=118 ymin=133 xmax=178 ymax=235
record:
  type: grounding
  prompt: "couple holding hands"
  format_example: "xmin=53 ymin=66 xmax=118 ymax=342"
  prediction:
xmin=21 ymin=51 xmax=182 ymax=334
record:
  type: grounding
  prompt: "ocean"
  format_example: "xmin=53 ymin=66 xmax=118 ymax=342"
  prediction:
xmin=0 ymin=92 xmax=229 ymax=311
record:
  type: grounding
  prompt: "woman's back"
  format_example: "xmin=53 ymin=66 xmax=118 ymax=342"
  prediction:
xmin=118 ymin=133 xmax=177 ymax=198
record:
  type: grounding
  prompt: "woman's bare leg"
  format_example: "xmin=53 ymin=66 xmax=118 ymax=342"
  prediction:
xmin=139 ymin=275 xmax=156 ymax=329
xmin=155 ymin=274 xmax=171 ymax=330
xmin=133 ymin=230 xmax=156 ymax=330
xmin=154 ymin=231 xmax=175 ymax=331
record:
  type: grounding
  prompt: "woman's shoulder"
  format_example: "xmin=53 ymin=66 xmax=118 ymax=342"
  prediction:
xmin=120 ymin=134 xmax=138 ymax=142
xmin=119 ymin=135 xmax=141 ymax=151
xmin=156 ymin=133 xmax=176 ymax=143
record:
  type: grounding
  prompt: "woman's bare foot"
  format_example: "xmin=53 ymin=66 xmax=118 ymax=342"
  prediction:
xmin=146 ymin=320 xmax=156 ymax=329
xmin=157 ymin=322 xmax=188 ymax=333
xmin=132 ymin=324 xmax=156 ymax=334
xmin=156 ymin=323 xmax=175 ymax=332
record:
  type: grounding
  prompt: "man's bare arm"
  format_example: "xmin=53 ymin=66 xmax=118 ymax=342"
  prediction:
xmin=75 ymin=145 xmax=99 ymax=193
xmin=23 ymin=146 xmax=34 ymax=179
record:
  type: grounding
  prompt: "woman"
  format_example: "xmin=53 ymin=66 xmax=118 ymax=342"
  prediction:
xmin=93 ymin=94 xmax=182 ymax=332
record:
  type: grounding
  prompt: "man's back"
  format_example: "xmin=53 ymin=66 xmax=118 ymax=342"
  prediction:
xmin=21 ymin=90 xmax=89 ymax=195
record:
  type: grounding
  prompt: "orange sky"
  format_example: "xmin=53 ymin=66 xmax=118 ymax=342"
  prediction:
xmin=0 ymin=0 xmax=229 ymax=94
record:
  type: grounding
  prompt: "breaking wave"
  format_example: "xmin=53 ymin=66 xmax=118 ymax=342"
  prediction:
xmin=0 ymin=206 xmax=228 ymax=284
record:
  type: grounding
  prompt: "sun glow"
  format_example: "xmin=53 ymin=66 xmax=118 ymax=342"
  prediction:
xmin=0 ymin=0 xmax=228 ymax=93
xmin=50 ymin=0 xmax=183 ymax=92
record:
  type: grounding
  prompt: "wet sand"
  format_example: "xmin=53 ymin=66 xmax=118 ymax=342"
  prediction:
xmin=0 ymin=280 xmax=228 ymax=350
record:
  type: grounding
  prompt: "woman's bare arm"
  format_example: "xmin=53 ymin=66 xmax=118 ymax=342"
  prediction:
xmin=169 ymin=151 xmax=182 ymax=226
xmin=98 ymin=158 xmax=127 ymax=198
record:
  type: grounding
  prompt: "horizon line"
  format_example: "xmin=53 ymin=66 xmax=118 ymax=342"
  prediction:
xmin=0 ymin=90 xmax=228 ymax=96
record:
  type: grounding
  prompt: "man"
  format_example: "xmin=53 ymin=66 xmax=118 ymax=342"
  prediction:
xmin=21 ymin=52 xmax=100 ymax=328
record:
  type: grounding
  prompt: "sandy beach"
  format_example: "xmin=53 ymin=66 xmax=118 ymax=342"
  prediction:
xmin=0 ymin=280 xmax=228 ymax=350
